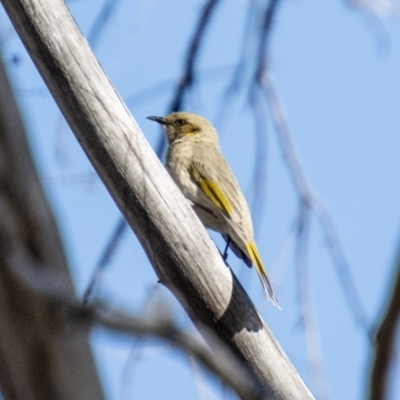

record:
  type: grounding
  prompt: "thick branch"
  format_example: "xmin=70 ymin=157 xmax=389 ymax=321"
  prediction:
xmin=370 ymin=244 xmax=400 ymax=400
xmin=1 ymin=1 xmax=314 ymax=398
xmin=6 ymin=237 xmax=262 ymax=400
xmin=0 ymin=52 xmax=104 ymax=399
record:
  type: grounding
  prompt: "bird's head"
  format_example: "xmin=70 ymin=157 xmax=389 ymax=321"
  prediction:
xmin=147 ymin=112 xmax=218 ymax=144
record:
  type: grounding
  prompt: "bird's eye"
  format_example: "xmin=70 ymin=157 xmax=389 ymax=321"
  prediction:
xmin=175 ymin=119 xmax=186 ymax=126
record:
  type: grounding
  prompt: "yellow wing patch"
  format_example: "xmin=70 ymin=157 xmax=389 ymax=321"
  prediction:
xmin=189 ymin=164 xmax=233 ymax=217
xmin=198 ymin=179 xmax=233 ymax=216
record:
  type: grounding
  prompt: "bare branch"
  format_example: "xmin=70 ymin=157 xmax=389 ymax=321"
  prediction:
xmin=348 ymin=0 xmax=400 ymax=17
xmin=94 ymin=306 xmax=264 ymax=400
xmin=169 ymin=0 xmax=220 ymax=113
xmin=1 ymin=1 xmax=314 ymax=398
xmin=247 ymin=90 xmax=269 ymax=237
xmin=87 ymin=0 xmax=122 ymax=48
xmin=255 ymin=0 xmax=281 ymax=83
xmin=236 ymin=0 xmax=369 ymax=337
xmin=155 ymin=0 xmax=220 ymax=157
xmin=12 ymin=252 xmax=266 ymax=400
xmin=0 ymin=49 xmax=104 ymax=400
xmin=370 ymin=244 xmax=400 ymax=400
xmin=226 ymin=0 xmax=258 ymax=94
xmin=83 ymin=217 xmax=128 ymax=304
xmin=262 ymin=76 xmax=370 ymax=334
xmin=10 ymin=255 xmax=265 ymax=400
xmin=296 ymin=205 xmax=330 ymax=400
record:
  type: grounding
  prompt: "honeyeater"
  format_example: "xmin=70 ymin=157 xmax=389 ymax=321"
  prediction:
xmin=148 ymin=112 xmax=278 ymax=306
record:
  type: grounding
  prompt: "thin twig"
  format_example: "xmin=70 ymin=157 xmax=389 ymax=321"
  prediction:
xmin=125 ymin=65 xmax=236 ymax=110
xmin=296 ymin=204 xmax=330 ymax=400
xmin=248 ymin=88 xmax=269 ymax=238
xmin=262 ymin=75 xmax=370 ymax=333
xmin=348 ymin=0 xmax=400 ymax=18
xmin=92 ymin=305 xmax=264 ymax=400
xmin=189 ymin=356 xmax=221 ymax=400
xmin=225 ymin=0 xmax=258 ymax=94
xmin=345 ymin=0 xmax=400 ymax=52
xmin=87 ymin=0 xmax=122 ymax=48
xmin=83 ymin=217 xmax=128 ymax=305
xmin=118 ymin=284 xmax=162 ymax=400
xmin=155 ymin=0 xmax=221 ymax=158
xmin=245 ymin=0 xmax=282 ymax=237
xmin=254 ymin=0 xmax=281 ymax=83
xmin=169 ymin=0 xmax=220 ymax=112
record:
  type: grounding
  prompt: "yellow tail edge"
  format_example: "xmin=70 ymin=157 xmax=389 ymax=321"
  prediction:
xmin=246 ymin=242 xmax=280 ymax=308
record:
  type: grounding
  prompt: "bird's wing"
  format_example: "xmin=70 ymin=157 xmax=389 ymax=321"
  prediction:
xmin=188 ymin=150 xmax=251 ymax=240
xmin=189 ymin=150 xmax=279 ymax=306
xmin=188 ymin=160 xmax=233 ymax=218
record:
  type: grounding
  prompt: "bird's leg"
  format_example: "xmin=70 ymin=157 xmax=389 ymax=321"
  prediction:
xmin=218 ymin=248 xmax=230 ymax=267
xmin=223 ymin=236 xmax=230 ymax=262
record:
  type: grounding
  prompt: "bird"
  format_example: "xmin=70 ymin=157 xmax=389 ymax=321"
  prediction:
xmin=147 ymin=112 xmax=278 ymax=306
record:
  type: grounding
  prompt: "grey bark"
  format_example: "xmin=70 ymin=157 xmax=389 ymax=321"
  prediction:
xmin=0 ymin=53 xmax=104 ymax=399
xmin=1 ymin=0 xmax=315 ymax=398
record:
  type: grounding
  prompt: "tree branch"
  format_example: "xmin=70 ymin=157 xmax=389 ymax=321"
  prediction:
xmin=0 ymin=50 xmax=104 ymax=400
xmin=370 ymin=242 xmax=400 ymax=400
xmin=1 ymin=1 xmax=314 ymax=398
xmin=154 ymin=0 xmax=220 ymax=158
xmin=169 ymin=0 xmax=220 ymax=113
xmin=261 ymin=76 xmax=369 ymax=334
xmin=6 ymin=251 xmax=264 ymax=400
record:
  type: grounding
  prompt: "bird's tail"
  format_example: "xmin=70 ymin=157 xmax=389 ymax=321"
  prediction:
xmin=246 ymin=242 xmax=280 ymax=308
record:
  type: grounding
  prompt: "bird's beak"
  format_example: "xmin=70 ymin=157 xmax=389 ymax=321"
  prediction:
xmin=147 ymin=116 xmax=171 ymax=125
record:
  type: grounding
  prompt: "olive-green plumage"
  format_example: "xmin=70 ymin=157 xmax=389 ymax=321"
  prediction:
xmin=148 ymin=112 xmax=278 ymax=306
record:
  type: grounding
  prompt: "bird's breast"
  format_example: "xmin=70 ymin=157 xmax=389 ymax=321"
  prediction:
xmin=166 ymin=145 xmax=199 ymax=202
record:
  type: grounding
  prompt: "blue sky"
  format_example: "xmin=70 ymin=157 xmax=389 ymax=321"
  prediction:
xmin=2 ymin=0 xmax=400 ymax=399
